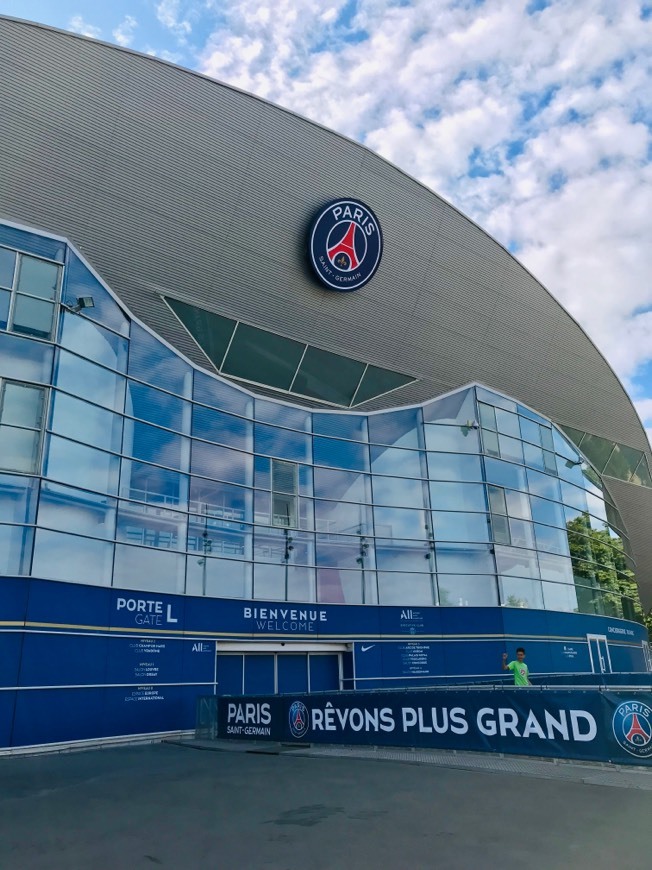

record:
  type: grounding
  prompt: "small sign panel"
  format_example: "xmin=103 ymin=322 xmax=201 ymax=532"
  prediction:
xmin=309 ymin=198 xmax=383 ymax=291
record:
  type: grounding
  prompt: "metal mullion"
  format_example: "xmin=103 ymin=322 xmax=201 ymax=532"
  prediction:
xmin=348 ymin=363 xmax=368 ymax=407
xmin=219 ymin=320 xmax=240 ymax=371
xmin=288 ymin=343 xmax=309 ymax=393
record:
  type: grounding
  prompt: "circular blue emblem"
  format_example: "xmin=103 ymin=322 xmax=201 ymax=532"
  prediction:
xmin=309 ymin=198 xmax=383 ymax=291
xmin=612 ymin=700 xmax=652 ymax=758
xmin=288 ymin=700 xmax=310 ymax=740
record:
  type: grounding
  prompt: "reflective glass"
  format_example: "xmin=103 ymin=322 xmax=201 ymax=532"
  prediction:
xmin=491 ymin=514 xmax=511 ymax=545
xmin=374 ymin=538 xmax=433 ymax=572
xmin=31 ymin=529 xmax=113 ymax=585
xmin=432 ymin=511 xmax=491 ymax=542
xmin=312 ymin=413 xmax=368 ymax=442
xmin=560 ymin=480 xmax=588 ymax=512
xmin=299 ymin=496 xmax=314 ymax=531
xmin=352 ymin=365 xmax=413 ymax=405
xmin=222 ymin=323 xmax=304 ymax=390
xmin=165 ymin=297 xmax=235 ymax=369
xmin=368 ymin=408 xmax=422 ymax=449
xmin=534 ymin=523 xmax=569 ymax=556
xmin=577 ymin=432 xmax=614 ymax=473
xmin=117 ymin=502 xmax=186 ymax=550
xmin=543 ymin=451 xmax=557 ymax=475
xmin=113 ymin=544 xmax=185 ymax=594
xmin=0 ymin=225 xmax=64 ymax=262
xmin=38 ymin=482 xmax=116 ymax=539
xmin=504 ymin=489 xmax=531 ymax=520
xmin=1 ymin=382 xmax=43 ymax=428
xmin=553 ymin=427 xmax=580 ymax=462
xmin=193 ymin=404 xmax=252 ymax=449
xmin=422 ymin=388 xmax=475 ymax=425
xmin=254 ymin=399 xmax=311 ymax=432
xmin=120 ymin=459 xmax=188 ymax=507
xmin=187 ymin=515 xmax=252 ymax=560
xmin=499 ymin=576 xmax=543 ymax=609
xmin=435 ymin=544 xmax=495 ymax=574
xmin=255 ymin=422 xmax=311 ymax=463
xmin=476 ymin=388 xmax=516 ymax=412
xmin=437 ymin=574 xmax=498 ymax=607
xmin=530 ymin=495 xmax=565 ymax=528
xmin=286 ymin=566 xmax=316 ymax=601
xmin=631 ymin=455 xmax=652 ymax=487
xmin=123 ymin=420 xmax=189 ymax=471
xmin=508 ymin=518 xmax=535 ymax=549
xmin=371 ymin=475 xmax=428 ymax=509
xmin=426 ymin=453 xmax=482 ymax=482
xmin=429 ymin=482 xmax=487 ymax=512
xmin=542 ymin=581 xmax=578 ymax=613
xmin=315 ymin=499 xmax=373 ymax=535
xmin=498 ymin=434 xmax=524 ymax=464
xmin=484 ymin=458 xmax=527 ymax=491
xmin=58 ymin=311 xmax=128 ymax=372
xmin=49 ymin=391 xmax=123 ymax=453
xmin=126 ymin=381 xmax=189 ymax=434
xmin=254 ymin=527 xmax=314 ymax=566
xmin=487 ymin=485 xmax=507 ymax=515
xmin=482 ymin=428 xmax=500 ymax=457
xmin=317 ymin=568 xmax=369 ymax=604
xmin=540 ymin=427 xmax=554 ymax=451
xmin=374 ymin=506 xmax=428 ymax=540
xmin=519 ymin=417 xmax=541 ymax=446
xmin=17 ymin=255 xmax=59 ymax=300
xmin=189 ymin=478 xmax=251 ymax=523
xmin=12 ymin=295 xmax=55 ymax=339
xmin=538 ymin=552 xmax=573 ymax=583
xmin=186 ymin=556 xmax=252 ymax=599
xmin=0 ymin=524 xmax=33 ymax=573
xmin=378 ymin=572 xmax=435 ymax=605
xmin=0 ymin=331 xmax=53 ymax=383
xmin=523 ymin=442 xmax=545 ymax=471
xmin=0 ymin=247 xmax=16 ymax=289
xmin=424 ymin=424 xmax=480 ymax=453
xmin=586 ymin=491 xmax=607 ymax=523
xmin=313 ymin=437 xmax=369 ymax=472
xmin=479 ymin=402 xmax=496 ymax=430
xmin=193 ymin=369 xmax=253 ymax=418
xmin=575 ymin=584 xmax=602 ymax=614
xmin=128 ymin=323 xmax=192 ymax=397
xmin=0 ymin=426 xmax=41 ymax=473
xmin=63 ymin=252 xmax=129 ymax=336
xmin=316 ymin=533 xmax=376 ymax=569
xmin=495 ymin=546 xmax=540 ymax=579
xmin=254 ymin=455 xmax=271 ymax=490
xmin=0 ymin=474 xmax=38 ymax=524
xmin=45 ymin=435 xmax=120 ymax=495
xmin=53 ymin=350 xmax=125 ymax=412
xmin=191 ymin=441 xmax=253 ymax=486
xmin=0 ymin=289 xmax=9 ymax=329
xmin=371 ymin=445 xmax=425 ymax=478
xmin=313 ymin=467 xmax=371 ymax=503
xmin=254 ymin=490 xmax=271 ymax=524
xmin=526 ymin=468 xmax=561 ymax=501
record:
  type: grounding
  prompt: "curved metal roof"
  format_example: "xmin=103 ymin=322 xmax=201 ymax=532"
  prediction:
xmin=1 ymin=16 xmax=650 ymax=604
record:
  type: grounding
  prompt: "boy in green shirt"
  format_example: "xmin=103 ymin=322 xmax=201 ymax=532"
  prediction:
xmin=502 ymin=647 xmax=531 ymax=686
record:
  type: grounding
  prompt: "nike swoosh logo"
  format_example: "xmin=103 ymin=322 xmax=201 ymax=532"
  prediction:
xmin=360 ymin=644 xmax=375 ymax=652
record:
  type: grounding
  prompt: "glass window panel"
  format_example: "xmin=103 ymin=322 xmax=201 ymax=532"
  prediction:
xmin=0 ymin=289 xmax=9 ymax=330
xmin=575 ymin=585 xmax=605 ymax=616
xmin=378 ymin=572 xmax=434 ymax=605
xmin=435 ymin=543 xmax=495 ymax=574
xmin=374 ymin=506 xmax=428 ymax=540
xmin=188 ymin=518 xmax=251 ymax=562
xmin=254 ymin=422 xmax=311 ymax=463
xmin=586 ymin=491 xmax=607 ymax=523
xmin=58 ymin=311 xmax=128 ymax=372
xmin=165 ymin=297 xmax=235 ymax=369
xmin=49 ymin=391 xmax=123 ymax=453
xmin=487 ymin=485 xmax=507 ymax=515
xmin=53 ymin=349 xmax=125 ymax=412
xmin=38 ymin=482 xmax=116 ymax=539
xmin=117 ymin=502 xmax=186 ymax=550
xmin=113 ymin=544 xmax=185 ymax=594
xmin=254 ymin=527 xmax=314 ymax=566
xmin=499 ymin=576 xmax=543 ymax=609
xmin=254 ymin=489 xmax=271 ymax=524
xmin=120 ymin=459 xmax=188 ymax=507
xmin=313 ymin=436 xmax=369 ymax=472
xmin=0 ymin=225 xmax=64 ymax=261
xmin=62 ymin=251 xmax=128 ymax=336
xmin=312 ymin=413 xmax=368 ymax=441
xmin=422 ymin=388 xmax=475 ymax=425
xmin=495 ymin=408 xmax=520 ymax=438
xmin=437 ymin=574 xmax=498 ymax=607
xmin=539 ymin=552 xmax=573 ymax=583
xmin=17 ymin=255 xmax=59 ymax=300
xmin=508 ymin=518 xmax=535 ymax=549
xmin=542 ymin=581 xmax=578 ymax=613
xmin=191 ymin=441 xmax=252 ymax=486
xmin=186 ymin=556 xmax=252 ymax=599
xmin=193 ymin=369 xmax=253 ymax=418
xmin=631 ymin=455 xmax=652 ymax=487
xmin=128 ymin=323 xmax=192 ymax=397
xmin=298 ymin=464 xmax=313 ymax=497
xmin=540 ymin=427 xmax=554 ymax=451
xmin=0 ymin=474 xmax=38 ymax=523
xmin=222 ymin=323 xmax=305 ymax=390
xmin=424 ymin=424 xmax=480 ymax=454
xmin=0 ymin=247 xmax=16 ymax=289
xmin=495 ymin=545 xmax=540 ymax=578
xmin=534 ymin=523 xmax=569 ymax=556
xmin=426 ymin=453 xmax=482 ymax=482
xmin=317 ymin=568 xmax=367 ymax=604
xmin=530 ymin=495 xmax=565 ymax=528
xmin=293 ymin=346 xmax=365 ymax=405
xmin=519 ymin=417 xmax=541 ymax=446
xmin=123 ymin=419 xmax=188 ymax=471
xmin=429 ymin=482 xmax=487 ymax=512
xmin=0 ymin=523 xmax=33 ymax=574
xmin=286 ymin=566 xmax=316 ymax=602
xmin=543 ymin=450 xmax=557 ymax=475
xmin=374 ymin=538 xmax=433 ymax=572
xmin=315 ymin=499 xmax=373 ymax=535
xmin=254 ymin=455 xmax=271 ymax=490
xmin=352 ymin=365 xmax=413 ymax=405
xmin=316 ymin=533 xmax=376 ymax=569
xmin=432 ymin=511 xmax=491 ymax=542
xmin=370 ymin=445 xmax=425 ymax=478
xmin=45 ymin=435 xmax=120 ymax=495
xmin=192 ymin=405 xmax=252 ymax=450
xmin=189 ymin=479 xmax=251 ymax=523
xmin=553 ymin=426 xmax=581 ymax=461
xmin=252 ymin=563 xmax=298 ymax=601
xmin=299 ymin=496 xmax=314 ymax=531
xmin=1 ymin=382 xmax=44 ymax=428
xmin=255 ymin=399 xmax=311 ymax=431
xmin=484 ymin=458 xmax=527 ymax=491
xmin=313 ymin=466 xmax=371 ymax=503
xmin=560 ymin=480 xmax=588 ymax=512
xmin=482 ymin=428 xmax=500 ymax=458
xmin=491 ymin=514 xmax=511 ymax=545
xmin=478 ymin=402 xmax=496 ymax=430
xmin=371 ymin=475 xmax=428 ymax=509
xmin=0 ymin=331 xmax=53 ymax=383
xmin=476 ymin=388 xmax=517 ymax=412
xmin=504 ymin=489 xmax=531 ymax=520
xmin=577 ymin=432 xmax=614 ymax=473
xmin=32 ymin=529 xmax=113 ymax=585
xmin=523 ymin=441 xmax=545 ymax=471
xmin=0 ymin=426 xmax=40 ymax=473
xmin=527 ymin=468 xmax=561 ymax=501
xmin=498 ymin=434 xmax=524 ymax=464
xmin=11 ymin=295 xmax=55 ymax=339
xmin=368 ymin=408 xmax=422 ymax=449
xmin=126 ymin=381 xmax=189 ymax=434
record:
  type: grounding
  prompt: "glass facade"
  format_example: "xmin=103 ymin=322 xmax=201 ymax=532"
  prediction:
xmin=0 ymin=223 xmax=644 ymax=620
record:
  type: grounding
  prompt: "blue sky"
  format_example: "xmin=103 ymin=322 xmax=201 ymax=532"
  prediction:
xmin=2 ymin=0 xmax=652 ymax=444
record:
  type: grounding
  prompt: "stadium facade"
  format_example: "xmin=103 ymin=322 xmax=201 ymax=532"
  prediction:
xmin=1 ymin=16 xmax=651 ymax=751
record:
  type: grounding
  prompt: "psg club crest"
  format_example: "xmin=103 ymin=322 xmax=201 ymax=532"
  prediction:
xmin=308 ymin=198 xmax=383 ymax=291
xmin=612 ymin=700 xmax=652 ymax=758
xmin=288 ymin=700 xmax=310 ymax=739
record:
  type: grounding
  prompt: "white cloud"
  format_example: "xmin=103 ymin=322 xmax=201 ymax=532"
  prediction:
xmin=68 ymin=15 xmax=101 ymax=39
xmin=113 ymin=15 xmax=138 ymax=48
xmin=157 ymin=0 xmax=192 ymax=39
